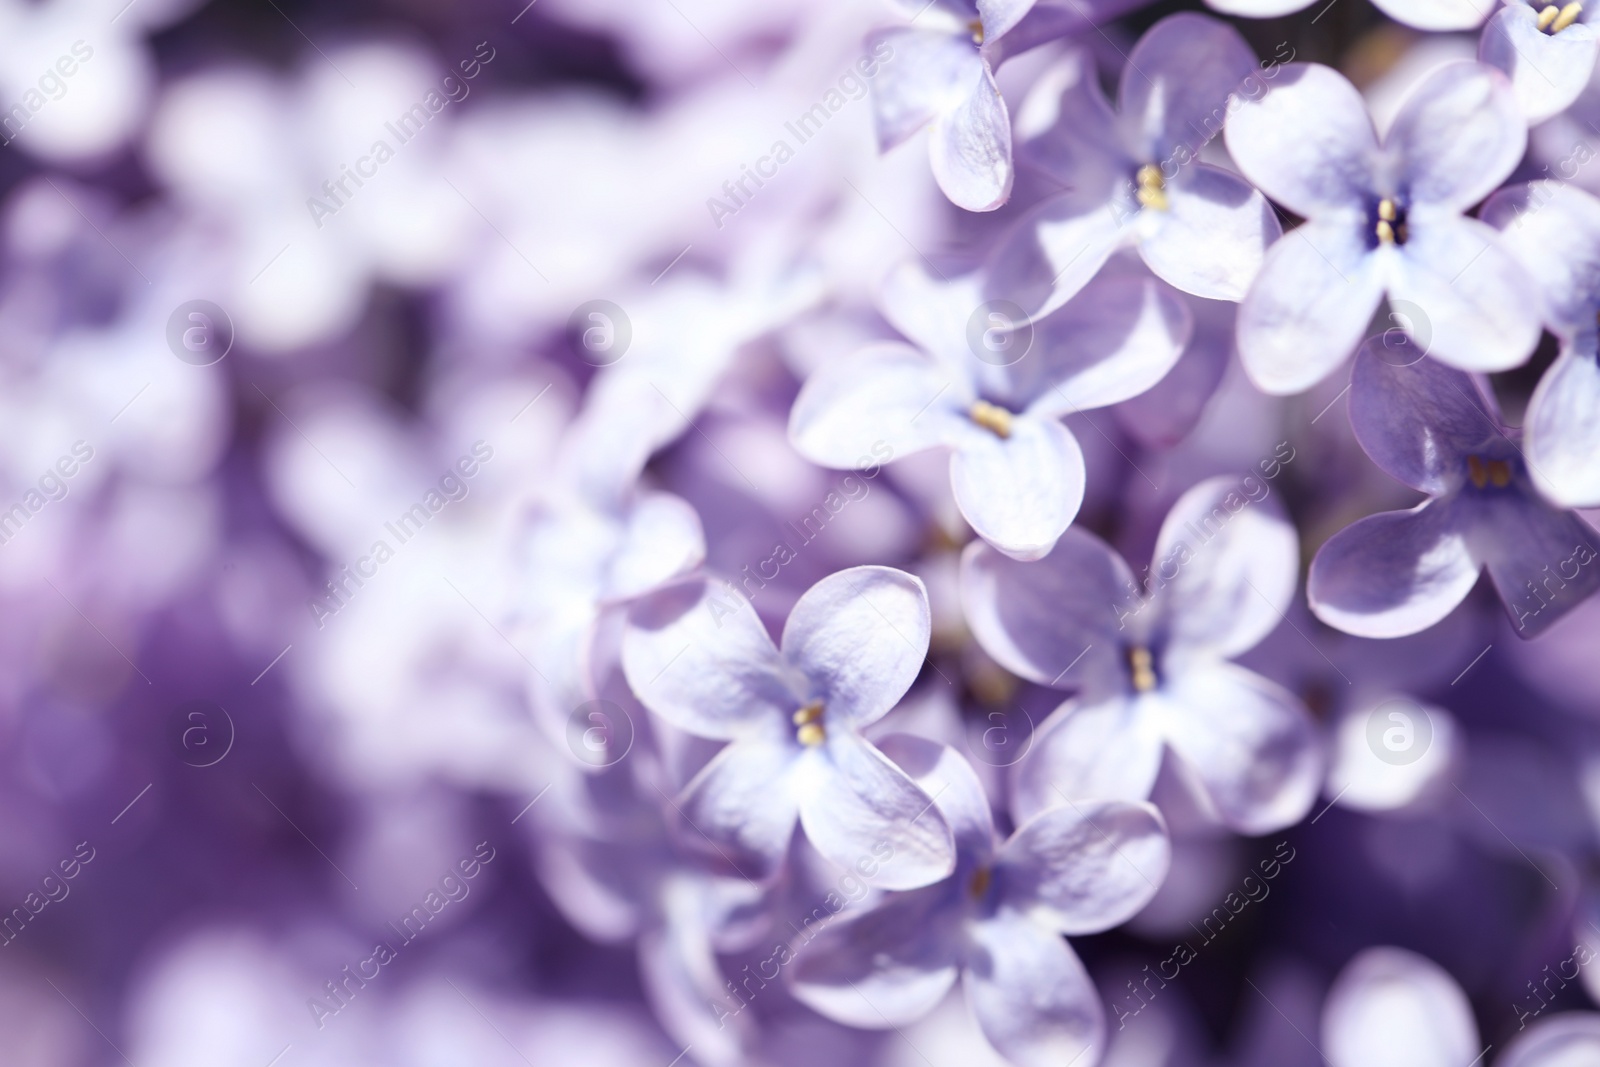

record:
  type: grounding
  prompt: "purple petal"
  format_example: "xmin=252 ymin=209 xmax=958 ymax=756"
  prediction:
xmin=982 ymin=191 xmax=1128 ymax=321
xmin=1114 ymin=294 xmax=1233 ymax=449
xmin=788 ymin=342 xmax=967 ymax=470
xmin=996 ymin=800 xmax=1169 ymax=934
xmin=1160 ymin=663 xmax=1322 ymax=834
xmin=607 ymin=491 xmax=707 ymax=601
xmin=676 ymin=737 xmax=801 ymax=880
xmin=949 ymin=414 xmax=1086 ymax=561
xmin=1237 ymin=218 xmax=1385 ymax=394
xmin=1476 ymin=487 xmax=1600 ymax=638
xmin=638 ymin=897 xmax=750 ymax=1067
xmin=1139 ymin=163 xmax=1282 ymax=302
xmin=931 ymin=62 xmax=1013 ymax=211
xmin=1308 ymin=501 xmax=1480 ymax=639
xmin=977 ymin=0 xmax=1041 ymax=41
xmin=1148 ymin=474 xmax=1301 ymax=662
xmin=782 ymin=566 xmax=933 ymax=729
xmin=622 ymin=579 xmax=794 ymax=740
xmin=1527 ymin=336 xmax=1600 ymax=506
xmin=958 ymin=532 xmax=1131 ymax=690
xmin=1387 ymin=213 xmax=1541 ymax=373
xmin=1321 ymin=948 xmax=1478 ymax=1067
xmin=1479 ymin=4 xmax=1597 ymax=123
xmin=878 ymin=733 xmax=998 ymax=860
xmin=797 ymin=732 xmax=957 ymax=889
xmin=1348 ymin=340 xmax=1501 ymax=495
xmin=1117 ymin=13 xmax=1259 ymax=164
xmin=963 ymin=911 xmax=1102 ymax=1067
xmin=1011 ymin=696 xmax=1164 ymax=823
xmin=787 ymin=883 xmax=963 ymax=1027
xmin=1481 ymin=181 xmax=1600 ymax=338
xmin=869 ymin=28 xmax=985 ymax=152
xmin=1389 ymin=61 xmax=1524 ymax=209
xmin=1226 ymin=63 xmax=1378 ymax=219
xmin=1012 ymin=274 xmax=1192 ymax=416
xmin=1016 ymin=49 xmax=1129 ymax=184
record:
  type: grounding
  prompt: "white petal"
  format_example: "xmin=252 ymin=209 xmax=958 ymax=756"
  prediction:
xmin=1528 ymin=336 xmax=1600 ymax=506
xmin=783 ymin=566 xmax=933 ymax=730
xmin=963 ymin=911 xmax=1103 ymax=1067
xmin=878 ymin=733 xmax=998 ymax=859
xmin=1369 ymin=0 xmax=1493 ymax=30
xmin=1011 ymin=696 xmax=1164 ymax=824
xmin=1322 ymin=948 xmax=1479 ymax=1067
xmin=1139 ymin=164 xmax=1282 ymax=302
xmin=1499 ymin=1013 xmax=1600 ymax=1067
xmin=949 ymin=415 xmax=1085 ymax=561
xmin=676 ymin=738 xmax=801 ymax=881
xmin=789 ymin=342 xmax=966 ymax=470
xmin=1387 ymin=61 xmax=1524 ymax=207
xmin=871 ymin=28 xmax=986 ymax=151
xmin=1481 ymin=180 xmax=1600 ymax=336
xmin=931 ymin=61 xmax=1014 ymax=211
xmin=997 ymin=800 xmax=1170 ymax=934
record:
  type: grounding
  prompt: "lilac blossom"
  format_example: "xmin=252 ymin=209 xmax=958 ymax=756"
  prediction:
xmin=789 ymin=263 xmax=1190 ymax=561
xmin=1308 ymin=341 xmax=1600 ymax=639
xmin=1225 ymin=60 xmax=1540 ymax=393
xmin=1480 ymin=0 xmax=1598 ymax=121
xmin=984 ymin=14 xmax=1282 ymax=318
xmin=789 ymin=735 xmax=1169 ymax=1067
xmin=621 ymin=565 xmax=957 ymax=887
xmin=1482 ymin=180 xmax=1600 ymax=506
xmin=961 ymin=475 xmax=1322 ymax=831
xmin=1206 ymin=0 xmax=1488 ymax=30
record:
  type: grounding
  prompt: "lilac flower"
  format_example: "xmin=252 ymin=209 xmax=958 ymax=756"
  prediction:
xmin=1323 ymin=946 xmax=1600 ymax=1067
xmin=1308 ymin=341 xmax=1600 ymax=639
xmin=789 ymin=264 xmax=1190 ymax=561
xmin=867 ymin=0 xmax=1105 ymax=211
xmin=789 ymin=735 xmax=1169 ymax=1067
xmin=1225 ymin=61 xmax=1539 ymax=394
xmin=1480 ymin=0 xmax=1598 ymax=121
xmin=621 ymin=565 xmax=956 ymax=888
xmin=1206 ymin=0 xmax=1487 ymax=30
xmin=961 ymin=475 xmax=1322 ymax=831
xmin=985 ymin=14 xmax=1281 ymax=318
xmin=1481 ymin=180 xmax=1600 ymax=506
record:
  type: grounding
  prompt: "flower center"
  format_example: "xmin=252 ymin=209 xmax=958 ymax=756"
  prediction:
xmin=969 ymin=400 xmax=1014 ymax=439
xmin=968 ymin=866 xmax=992 ymax=900
xmin=1538 ymin=2 xmax=1583 ymax=31
xmin=1375 ymin=198 xmax=1408 ymax=245
xmin=967 ymin=18 xmax=985 ymax=44
xmin=1467 ymin=454 xmax=1513 ymax=489
xmin=1135 ymin=164 xmax=1168 ymax=212
xmin=1127 ymin=646 xmax=1158 ymax=692
xmin=793 ymin=700 xmax=826 ymax=746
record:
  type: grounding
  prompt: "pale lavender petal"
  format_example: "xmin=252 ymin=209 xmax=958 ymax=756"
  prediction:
xmin=1369 ymin=0 xmax=1493 ymax=28
xmin=1016 ymin=49 xmax=1129 ymax=184
xmin=622 ymin=579 xmax=794 ymax=740
xmin=982 ymin=191 xmax=1128 ymax=321
xmin=1115 ymin=294 xmax=1233 ymax=448
xmin=958 ymin=532 xmax=1131 ymax=690
xmin=949 ymin=414 xmax=1086 ymax=561
xmin=797 ymin=732 xmax=957 ymax=889
xmin=1012 ymin=274 xmax=1192 ymax=416
xmin=1389 ymin=61 xmax=1525 ymax=209
xmin=1206 ymin=0 xmax=1312 ymax=16
xmin=1498 ymin=1013 xmax=1600 ymax=1067
xmin=1527 ymin=336 xmax=1600 ymax=506
xmin=1011 ymin=696 xmax=1164 ymax=824
xmin=787 ymin=884 xmax=963 ymax=1027
xmin=1138 ymin=164 xmax=1282 ymax=302
xmin=638 ymin=888 xmax=750 ymax=1067
xmin=1481 ymin=181 xmax=1600 ymax=337
xmin=878 ymin=733 xmax=997 ymax=860
xmin=1308 ymin=501 xmax=1480 ymax=638
xmin=1225 ymin=64 xmax=1378 ymax=218
xmin=1117 ymin=13 xmax=1259 ymax=163
xmin=1387 ymin=212 xmax=1542 ymax=373
xmin=1322 ymin=948 xmax=1478 ymax=1067
xmin=1348 ymin=339 xmax=1501 ymax=495
xmin=931 ymin=62 xmax=1013 ymax=211
xmin=1149 ymin=474 xmax=1300 ymax=662
xmin=1158 ymin=663 xmax=1322 ymax=834
xmin=606 ymin=491 xmax=707 ymax=602
xmin=997 ymin=800 xmax=1169 ymax=934
xmin=1237 ymin=218 xmax=1385 ymax=394
xmin=782 ymin=566 xmax=932 ymax=729
xmin=977 ymin=0 xmax=1041 ymax=41
xmin=964 ymin=910 xmax=1102 ymax=1067
xmin=870 ymin=28 xmax=985 ymax=152
xmin=676 ymin=737 xmax=801 ymax=881
xmin=1479 ymin=4 xmax=1597 ymax=123
xmin=1476 ymin=487 xmax=1600 ymax=638
xmin=788 ymin=342 xmax=967 ymax=470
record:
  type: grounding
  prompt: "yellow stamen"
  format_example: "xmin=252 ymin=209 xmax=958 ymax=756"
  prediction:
xmin=1488 ymin=459 xmax=1512 ymax=487
xmin=1135 ymin=163 xmax=1168 ymax=211
xmin=1128 ymin=646 xmax=1157 ymax=693
xmin=1553 ymin=1 xmax=1583 ymax=31
xmin=1467 ymin=454 xmax=1489 ymax=489
xmin=968 ymin=18 xmax=985 ymax=44
xmin=794 ymin=701 xmax=826 ymax=746
xmin=968 ymin=866 xmax=992 ymax=900
xmin=969 ymin=400 xmax=1014 ymax=439
xmin=1375 ymin=198 xmax=1399 ymax=245
xmin=1538 ymin=3 xmax=1561 ymax=28
xmin=1378 ymin=199 xmax=1397 ymax=221
xmin=1376 ymin=220 xmax=1396 ymax=244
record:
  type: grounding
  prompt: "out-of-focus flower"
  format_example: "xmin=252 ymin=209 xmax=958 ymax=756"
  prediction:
xmin=1480 ymin=0 xmax=1597 ymax=121
xmin=789 ymin=264 xmax=1189 ymax=560
xmin=623 ymin=566 xmax=956 ymax=887
xmin=1309 ymin=342 xmax=1600 ymax=639
xmin=1482 ymin=180 xmax=1600 ymax=506
xmin=962 ymin=475 xmax=1322 ymax=831
xmin=986 ymin=15 xmax=1281 ymax=317
xmin=1207 ymin=0 xmax=1486 ymax=31
xmin=1226 ymin=61 xmax=1537 ymax=393
xmin=790 ymin=735 xmax=1169 ymax=1067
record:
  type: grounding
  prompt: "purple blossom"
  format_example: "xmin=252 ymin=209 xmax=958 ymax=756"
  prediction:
xmin=1480 ymin=0 xmax=1598 ymax=121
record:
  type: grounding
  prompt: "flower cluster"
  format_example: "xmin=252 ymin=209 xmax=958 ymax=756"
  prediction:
xmin=7 ymin=0 xmax=1600 ymax=1065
